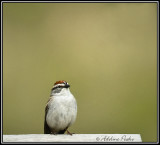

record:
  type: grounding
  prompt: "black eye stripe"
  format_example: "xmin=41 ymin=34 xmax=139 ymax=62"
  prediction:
xmin=52 ymin=85 xmax=63 ymax=90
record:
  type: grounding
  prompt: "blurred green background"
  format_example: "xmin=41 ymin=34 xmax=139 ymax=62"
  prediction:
xmin=3 ymin=3 xmax=157 ymax=142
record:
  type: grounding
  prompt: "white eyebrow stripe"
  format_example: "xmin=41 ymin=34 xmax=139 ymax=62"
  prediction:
xmin=53 ymin=83 xmax=65 ymax=88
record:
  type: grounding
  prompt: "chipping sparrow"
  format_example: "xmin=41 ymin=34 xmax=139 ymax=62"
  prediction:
xmin=44 ymin=80 xmax=77 ymax=135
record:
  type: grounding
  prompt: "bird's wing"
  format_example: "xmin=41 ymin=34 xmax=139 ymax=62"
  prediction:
xmin=44 ymin=102 xmax=51 ymax=134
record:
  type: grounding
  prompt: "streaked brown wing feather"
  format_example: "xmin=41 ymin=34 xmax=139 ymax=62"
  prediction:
xmin=44 ymin=103 xmax=51 ymax=134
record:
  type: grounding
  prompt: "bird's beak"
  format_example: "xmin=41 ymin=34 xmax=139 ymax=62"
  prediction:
xmin=65 ymin=84 xmax=70 ymax=88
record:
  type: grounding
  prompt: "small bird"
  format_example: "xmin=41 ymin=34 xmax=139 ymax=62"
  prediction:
xmin=44 ymin=80 xmax=77 ymax=135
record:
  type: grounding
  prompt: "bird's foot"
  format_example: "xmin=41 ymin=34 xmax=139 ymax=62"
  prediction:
xmin=50 ymin=132 xmax=57 ymax=135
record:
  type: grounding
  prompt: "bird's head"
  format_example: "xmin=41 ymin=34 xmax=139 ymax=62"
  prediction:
xmin=51 ymin=80 xmax=70 ymax=95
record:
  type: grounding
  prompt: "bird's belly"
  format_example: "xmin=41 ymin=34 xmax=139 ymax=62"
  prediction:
xmin=46 ymin=103 xmax=76 ymax=132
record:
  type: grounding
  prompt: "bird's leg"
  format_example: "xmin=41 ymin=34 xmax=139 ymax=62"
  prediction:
xmin=66 ymin=130 xmax=73 ymax=135
xmin=50 ymin=131 xmax=57 ymax=135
